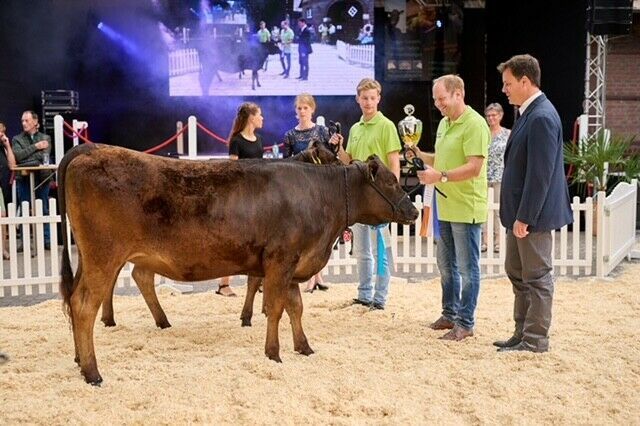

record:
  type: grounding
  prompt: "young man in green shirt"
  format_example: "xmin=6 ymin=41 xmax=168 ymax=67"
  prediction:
xmin=416 ymin=74 xmax=489 ymax=340
xmin=331 ymin=78 xmax=401 ymax=310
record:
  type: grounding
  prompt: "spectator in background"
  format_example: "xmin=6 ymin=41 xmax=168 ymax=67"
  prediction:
xmin=216 ymin=102 xmax=264 ymax=297
xmin=12 ymin=111 xmax=52 ymax=250
xmin=297 ymin=18 xmax=313 ymax=80
xmin=482 ymin=103 xmax=510 ymax=253
xmin=279 ymin=20 xmax=294 ymax=78
xmin=257 ymin=21 xmax=271 ymax=70
xmin=283 ymin=93 xmax=332 ymax=292
xmin=0 ymin=121 xmax=17 ymax=259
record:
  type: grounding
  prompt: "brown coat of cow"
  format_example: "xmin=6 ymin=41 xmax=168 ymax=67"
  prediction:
xmin=59 ymin=143 xmax=418 ymax=385
xmin=98 ymin=142 xmax=341 ymax=329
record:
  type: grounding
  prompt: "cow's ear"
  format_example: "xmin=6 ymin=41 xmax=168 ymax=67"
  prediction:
xmin=367 ymin=158 xmax=380 ymax=182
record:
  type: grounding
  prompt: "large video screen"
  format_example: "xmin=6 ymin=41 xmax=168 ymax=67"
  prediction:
xmin=165 ymin=0 xmax=374 ymax=96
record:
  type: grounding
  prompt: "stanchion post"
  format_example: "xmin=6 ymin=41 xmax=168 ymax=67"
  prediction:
xmin=54 ymin=115 xmax=64 ymax=165
xmin=177 ymin=121 xmax=184 ymax=155
xmin=188 ymin=116 xmax=197 ymax=158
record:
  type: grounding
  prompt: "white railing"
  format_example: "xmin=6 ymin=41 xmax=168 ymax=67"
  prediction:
xmin=168 ymin=48 xmax=201 ymax=77
xmin=3 ymin=180 xmax=633 ymax=299
xmin=325 ymin=191 xmax=595 ymax=278
xmin=336 ymin=40 xmax=374 ymax=68
xmin=596 ymin=179 xmax=638 ymax=277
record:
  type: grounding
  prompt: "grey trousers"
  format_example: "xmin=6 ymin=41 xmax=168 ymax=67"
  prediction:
xmin=504 ymin=230 xmax=554 ymax=351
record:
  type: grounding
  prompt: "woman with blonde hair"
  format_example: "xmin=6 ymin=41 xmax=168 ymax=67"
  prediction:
xmin=216 ymin=102 xmax=264 ymax=297
xmin=283 ymin=93 xmax=331 ymax=292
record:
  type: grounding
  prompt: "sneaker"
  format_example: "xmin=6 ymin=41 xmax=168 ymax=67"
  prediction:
xmin=370 ymin=303 xmax=385 ymax=310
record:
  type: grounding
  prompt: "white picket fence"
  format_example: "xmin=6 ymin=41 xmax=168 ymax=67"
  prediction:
xmin=596 ymin=180 xmax=638 ymax=277
xmin=168 ymin=48 xmax=201 ymax=76
xmin=336 ymin=40 xmax=374 ymax=68
xmin=3 ymin=182 xmax=636 ymax=298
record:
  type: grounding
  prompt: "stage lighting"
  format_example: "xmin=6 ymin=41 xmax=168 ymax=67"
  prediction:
xmin=436 ymin=20 xmax=443 ymax=29
xmin=97 ymin=22 xmax=104 ymax=29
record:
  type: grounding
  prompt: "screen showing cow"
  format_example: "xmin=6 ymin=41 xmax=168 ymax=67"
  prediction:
xmin=166 ymin=0 xmax=375 ymax=97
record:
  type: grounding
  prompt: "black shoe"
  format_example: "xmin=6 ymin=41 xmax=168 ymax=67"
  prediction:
xmin=492 ymin=336 xmax=521 ymax=348
xmin=352 ymin=298 xmax=371 ymax=307
xmin=497 ymin=341 xmax=547 ymax=353
xmin=370 ymin=303 xmax=385 ymax=311
xmin=314 ymin=283 xmax=329 ymax=291
xmin=283 ymin=74 xmax=289 ymax=79
xmin=44 ymin=243 xmax=51 ymax=250
xmin=301 ymin=77 xmax=308 ymax=81
xmin=296 ymin=76 xmax=303 ymax=79
xmin=279 ymin=71 xmax=286 ymax=75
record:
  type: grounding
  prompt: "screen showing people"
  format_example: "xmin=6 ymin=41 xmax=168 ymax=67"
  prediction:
xmin=167 ymin=0 xmax=375 ymax=96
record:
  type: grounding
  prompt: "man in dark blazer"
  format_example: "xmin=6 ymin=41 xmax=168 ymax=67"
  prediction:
xmin=297 ymin=18 xmax=312 ymax=80
xmin=495 ymin=54 xmax=573 ymax=353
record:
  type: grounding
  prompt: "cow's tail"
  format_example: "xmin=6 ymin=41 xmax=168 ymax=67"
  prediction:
xmin=59 ymin=143 xmax=98 ymax=319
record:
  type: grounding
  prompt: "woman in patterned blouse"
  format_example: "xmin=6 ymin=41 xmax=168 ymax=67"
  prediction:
xmin=482 ymin=103 xmax=510 ymax=253
xmin=283 ymin=93 xmax=331 ymax=292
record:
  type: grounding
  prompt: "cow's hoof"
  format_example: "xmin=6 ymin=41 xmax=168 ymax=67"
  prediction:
xmin=241 ymin=319 xmax=252 ymax=327
xmin=266 ymin=352 xmax=282 ymax=363
xmin=102 ymin=319 xmax=116 ymax=327
xmin=74 ymin=355 xmax=80 ymax=366
xmin=296 ymin=346 xmax=315 ymax=356
xmin=157 ymin=321 xmax=172 ymax=329
xmin=83 ymin=372 xmax=103 ymax=386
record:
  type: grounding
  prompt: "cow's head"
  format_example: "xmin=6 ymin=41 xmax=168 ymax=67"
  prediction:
xmin=356 ymin=155 xmax=419 ymax=225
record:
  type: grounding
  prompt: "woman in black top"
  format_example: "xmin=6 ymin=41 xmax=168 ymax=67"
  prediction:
xmin=228 ymin=102 xmax=264 ymax=160
xmin=283 ymin=94 xmax=330 ymax=293
xmin=217 ymin=102 xmax=264 ymax=297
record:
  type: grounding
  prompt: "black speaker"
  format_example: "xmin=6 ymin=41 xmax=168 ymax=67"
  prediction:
xmin=587 ymin=0 xmax=634 ymax=35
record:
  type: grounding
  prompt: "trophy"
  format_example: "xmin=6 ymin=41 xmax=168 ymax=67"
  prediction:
xmin=397 ymin=104 xmax=422 ymax=147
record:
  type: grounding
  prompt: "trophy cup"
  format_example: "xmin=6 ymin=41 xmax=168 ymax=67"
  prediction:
xmin=397 ymin=104 xmax=422 ymax=147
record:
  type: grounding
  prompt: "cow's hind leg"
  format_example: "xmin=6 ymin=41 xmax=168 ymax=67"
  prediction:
xmin=71 ymin=264 xmax=120 ymax=385
xmin=284 ymin=282 xmax=314 ymax=356
xmin=240 ymin=275 xmax=262 ymax=327
xmin=132 ymin=266 xmax=171 ymax=329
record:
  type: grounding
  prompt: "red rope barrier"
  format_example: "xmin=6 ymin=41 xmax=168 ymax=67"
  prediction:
xmin=143 ymin=125 xmax=188 ymax=154
xmin=196 ymin=122 xmax=229 ymax=144
xmin=63 ymin=121 xmax=95 ymax=144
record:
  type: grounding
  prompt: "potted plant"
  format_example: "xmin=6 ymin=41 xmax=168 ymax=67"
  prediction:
xmin=564 ymin=130 xmax=637 ymax=234
xmin=564 ymin=130 xmax=634 ymax=196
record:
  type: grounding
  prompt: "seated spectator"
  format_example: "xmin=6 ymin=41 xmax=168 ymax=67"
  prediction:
xmin=12 ymin=111 xmax=52 ymax=249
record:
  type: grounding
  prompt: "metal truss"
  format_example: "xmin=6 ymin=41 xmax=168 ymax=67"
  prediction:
xmin=583 ymin=33 xmax=608 ymax=141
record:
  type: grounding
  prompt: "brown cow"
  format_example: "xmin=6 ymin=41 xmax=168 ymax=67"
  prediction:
xmin=59 ymin=144 xmax=418 ymax=385
xmin=98 ymin=141 xmax=341 ymax=329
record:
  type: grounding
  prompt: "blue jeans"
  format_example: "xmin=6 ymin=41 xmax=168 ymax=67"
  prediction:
xmin=17 ymin=177 xmax=50 ymax=244
xmin=436 ymin=221 xmax=482 ymax=330
xmin=352 ymin=223 xmax=392 ymax=306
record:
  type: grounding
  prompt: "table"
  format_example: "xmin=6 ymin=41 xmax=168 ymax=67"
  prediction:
xmin=11 ymin=165 xmax=58 ymax=209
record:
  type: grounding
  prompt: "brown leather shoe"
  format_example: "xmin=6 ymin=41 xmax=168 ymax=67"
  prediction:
xmin=493 ymin=336 xmax=521 ymax=348
xmin=439 ymin=325 xmax=474 ymax=341
xmin=429 ymin=316 xmax=455 ymax=330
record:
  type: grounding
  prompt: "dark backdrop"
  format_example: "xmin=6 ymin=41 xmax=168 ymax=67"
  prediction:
xmin=0 ymin=0 xmax=586 ymax=154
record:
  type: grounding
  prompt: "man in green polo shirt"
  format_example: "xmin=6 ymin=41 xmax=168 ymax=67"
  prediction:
xmin=416 ymin=74 xmax=489 ymax=341
xmin=331 ymin=78 xmax=401 ymax=310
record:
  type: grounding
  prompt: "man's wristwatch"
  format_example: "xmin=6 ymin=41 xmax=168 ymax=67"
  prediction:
xmin=440 ymin=171 xmax=448 ymax=183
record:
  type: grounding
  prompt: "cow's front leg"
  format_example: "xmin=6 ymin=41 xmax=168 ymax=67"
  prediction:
xmin=284 ymin=282 xmax=314 ymax=356
xmin=132 ymin=266 xmax=171 ymax=329
xmin=240 ymin=276 xmax=262 ymax=327
xmin=262 ymin=262 xmax=294 ymax=362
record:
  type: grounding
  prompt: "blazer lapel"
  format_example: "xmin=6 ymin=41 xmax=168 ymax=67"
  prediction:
xmin=504 ymin=94 xmax=547 ymax=159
